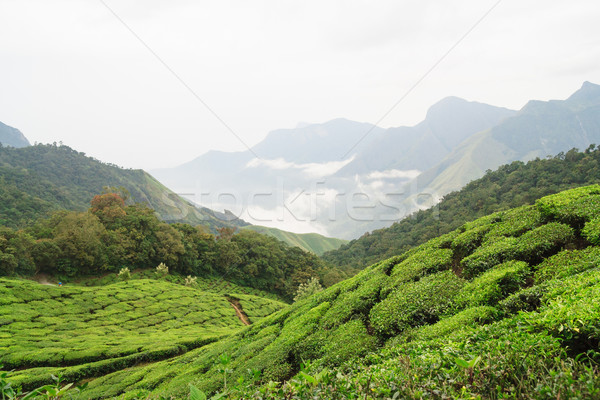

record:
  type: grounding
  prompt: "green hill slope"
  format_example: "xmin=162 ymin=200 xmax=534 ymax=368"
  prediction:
xmin=0 ymin=143 xmax=247 ymax=231
xmin=35 ymin=185 xmax=600 ymax=399
xmin=242 ymin=226 xmax=347 ymax=255
xmin=0 ymin=278 xmax=287 ymax=390
xmin=323 ymin=146 xmax=600 ymax=273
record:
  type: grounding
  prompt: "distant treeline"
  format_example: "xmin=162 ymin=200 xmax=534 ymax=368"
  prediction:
xmin=0 ymin=193 xmax=345 ymax=301
xmin=322 ymin=146 xmax=600 ymax=272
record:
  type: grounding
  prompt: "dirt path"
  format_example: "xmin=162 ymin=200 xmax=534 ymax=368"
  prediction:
xmin=34 ymin=274 xmax=56 ymax=286
xmin=226 ymin=296 xmax=251 ymax=326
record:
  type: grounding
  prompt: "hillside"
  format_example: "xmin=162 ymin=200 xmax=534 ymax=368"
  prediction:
xmin=0 ymin=143 xmax=247 ymax=231
xmin=242 ymin=225 xmax=347 ymax=255
xmin=0 ymin=278 xmax=287 ymax=391
xmin=323 ymin=146 xmax=600 ymax=272
xmin=0 ymin=121 xmax=30 ymax=148
xmin=9 ymin=185 xmax=597 ymax=398
xmin=414 ymin=81 xmax=600 ymax=197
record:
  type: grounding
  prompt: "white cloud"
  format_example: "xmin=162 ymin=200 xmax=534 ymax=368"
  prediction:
xmin=366 ymin=169 xmax=421 ymax=180
xmin=245 ymin=156 xmax=355 ymax=178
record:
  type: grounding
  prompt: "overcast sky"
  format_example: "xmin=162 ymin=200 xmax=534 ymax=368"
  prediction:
xmin=1 ymin=0 xmax=599 ymax=169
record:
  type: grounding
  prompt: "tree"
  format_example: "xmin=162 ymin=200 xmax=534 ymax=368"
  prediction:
xmin=293 ymin=277 xmax=323 ymax=302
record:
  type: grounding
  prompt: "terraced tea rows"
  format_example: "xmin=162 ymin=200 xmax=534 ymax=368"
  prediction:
xmin=70 ymin=185 xmax=600 ymax=399
xmin=76 ymin=270 xmax=283 ymax=301
xmin=0 ymin=278 xmax=287 ymax=389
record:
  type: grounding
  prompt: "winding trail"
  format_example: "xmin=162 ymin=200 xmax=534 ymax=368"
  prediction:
xmin=226 ymin=296 xmax=251 ymax=326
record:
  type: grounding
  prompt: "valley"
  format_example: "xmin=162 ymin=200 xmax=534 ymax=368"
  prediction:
xmin=1 ymin=84 xmax=600 ymax=399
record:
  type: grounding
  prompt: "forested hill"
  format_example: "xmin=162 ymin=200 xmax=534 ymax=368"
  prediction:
xmin=0 ymin=143 xmax=247 ymax=231
xmin=242 ymin=225 xmax=348 ymax=255
xmin=323 ymin=145 xmax=600 ymax=272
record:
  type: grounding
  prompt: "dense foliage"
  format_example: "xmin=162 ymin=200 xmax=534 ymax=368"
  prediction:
xmin=323 ymin=145 xmax=600 ymax=272
xmin=0 ymin=143 xmax=247 ymax=231
xmin=17 ymin=185 xmax=595 ymax=399
xmin=0 ymin=193 xmax=342 ymax=301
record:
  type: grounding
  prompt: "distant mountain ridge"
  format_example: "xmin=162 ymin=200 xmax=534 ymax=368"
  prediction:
xmin=152 ymin=97 xmax=516 ymax=239
xmin=412 ymin=81 xmax=600 ymax=198
xmin=0 ymin=121 xmax=30 ymax=148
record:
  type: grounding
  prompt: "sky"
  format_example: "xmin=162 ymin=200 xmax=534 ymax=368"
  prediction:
xmin=1 ymin=0 xmax=599 ymax=170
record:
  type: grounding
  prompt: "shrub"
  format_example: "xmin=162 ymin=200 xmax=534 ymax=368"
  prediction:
xmin=460 ymin=237 xmax=518 ymax=278
xmin=535 ymin=247 xmax=600 ymax=283
xmin=184 ymin=275 xmax=197 ymax=287
xmin=513 ymin=222 xmax=574 ymax=264
xmin=536 ymin=185 xmax=600 ymax=226
xmin=155 ymin=263 xmax=169 ymax=278
xmin=384 ymin=248 xmax=453 ymax=293
xmin=411 ymin=306 xmax=499 ymax=341
xmin=370 ymin=270 xmax=465 ymax=337
xmin=499 ymin=284 xmax=549 ymax=314
xmin=455 ymin=261 xmax=530 ymax=308
xmin=582 ymin=217 xmax=600 ymax=245
xmin=293 ymin=277 xmax=323 ymax=302
xmin=484 ymin=205 xmax=542 ymax=239
xmin=118 ymin=267 xmax=131 ymax=281
xmin=320 ymin=320 xmax=379 ymax=366
xmin=451 ymin=225 xmax=490 ymax=258
xmin=533 ymin=277 xmax=600 ymax=356
xmin=320 ymin=272 xmax=385 ymax=329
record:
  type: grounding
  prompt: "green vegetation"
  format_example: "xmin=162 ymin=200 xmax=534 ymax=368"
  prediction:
xmin=0 ymin=192 xmax=344 ymax=301
xmin=323 ymin=146 xmax=600 ymax=273
xmin=242 ymin=225 xmax=347 ymax=255
xmin=292 ymin=277 xmax=323 ymax=302
xmin=12 ymin=185 xmax=593 ymax=399
xmin=0 ymin=278 xmax=286 ymax=391
xmin=0 ymin=143 xmax=247 ymax=231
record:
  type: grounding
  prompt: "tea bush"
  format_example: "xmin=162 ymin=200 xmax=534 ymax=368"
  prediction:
xmin=370 ymin=270 xmax=464 ymax=336
xmin=460 ymin=236 xmax=518 ymax=278
xmin=536 ymin=184 xmax=600 ymax=225
xmin=454 ymin=260 xmax=530 ymax=308
xmin=535 ymin=247 xmax=600 ymax=283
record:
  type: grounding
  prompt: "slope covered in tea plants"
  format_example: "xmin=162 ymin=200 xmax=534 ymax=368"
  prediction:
xmin=0 ymin=278 xmax=287 ymax=391
xmin=68 ymin=185 xmax=600 ymax=399
xmin=323 ymin=146 xmax=600 ymax=273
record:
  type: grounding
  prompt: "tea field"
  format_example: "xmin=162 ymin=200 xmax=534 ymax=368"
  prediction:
xmin=67 ymin=185 xmax=600 ymax=399
xmin=74 ymin=269 xmax=284 ymax=302
xmin=0 ymin=278 xmax=287 ymax=391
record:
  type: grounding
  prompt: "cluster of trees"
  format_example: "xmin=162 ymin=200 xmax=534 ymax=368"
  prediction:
xmin=322 ymin=146 xmax=600 ymax=272
xmin=0 ymin=193 xmax=343 ymax=301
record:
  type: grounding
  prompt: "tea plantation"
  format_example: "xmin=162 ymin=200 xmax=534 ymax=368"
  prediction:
xmin=0 ymin=278 xmax=287 ymax=392
xmin=4 ymin=185 xmax=600 ymax=399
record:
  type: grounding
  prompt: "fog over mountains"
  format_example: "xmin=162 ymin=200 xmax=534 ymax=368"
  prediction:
xmin=152 ymin=82 xmax=600 ymax=239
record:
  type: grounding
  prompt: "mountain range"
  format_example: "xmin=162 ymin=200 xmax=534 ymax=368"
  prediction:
xmin=152 ymin=81 xmax=600 ymax=239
